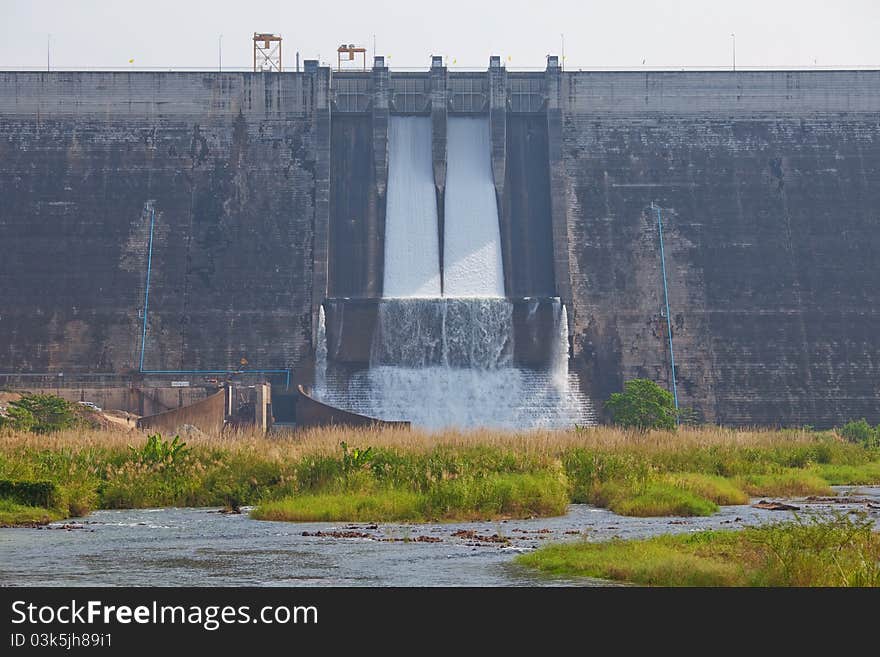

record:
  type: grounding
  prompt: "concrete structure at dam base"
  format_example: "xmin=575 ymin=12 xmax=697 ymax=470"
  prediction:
xmin=1 ymin=58 xmax=879 ymax=429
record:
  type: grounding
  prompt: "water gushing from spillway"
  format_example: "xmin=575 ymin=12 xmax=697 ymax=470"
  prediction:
xmin=316 ymin=298 xmax=594 ymax=430
xmin=315 ymin=114 xmax=594 ymax=429
xmin=382 ymin=116 xmax=442 ymax=297
xmin=443 ymin=117 xmax=505 ymax=297
xmin=315 ymin=305 xmax=327 ymax=393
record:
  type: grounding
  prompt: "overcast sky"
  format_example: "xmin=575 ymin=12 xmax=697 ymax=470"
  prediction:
xmin=1 ymin=0 xmax=878 ymax=70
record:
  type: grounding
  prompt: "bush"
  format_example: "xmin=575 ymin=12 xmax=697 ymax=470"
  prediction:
xmin=0 ymin=479 xmax=58 ymax=507
xmin=129 ymin=433 xmax=189 ymax=467
xmin=3 ymin=394 xmax=78 ymax=434
xmin=605 ymin=379 xmax=677 ymax=430
xmin=0 ymin=404 xmax=36 ymax=432
xmin=838 ymin=419 xmax=878 ymax=448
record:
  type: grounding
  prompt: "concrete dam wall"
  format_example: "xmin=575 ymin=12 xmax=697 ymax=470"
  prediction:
xmin=563 ymin=71 xmax=880 ymax=426
xmin=0 ymin=71 xmax=328 ymax=383
xmin=1 ymin=65 xmax=879 ymax=427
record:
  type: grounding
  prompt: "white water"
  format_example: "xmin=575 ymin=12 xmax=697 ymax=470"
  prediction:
xmin=383 ymin=117 xmax=442 ymax=297
xmin=315 ymin=113 xmax=595 ymax=430
xmin=316 ymin=298 xmax=595 ymax=430
xmin=315 ymin=305 xmax=327 ymax=393
xmin=443 ymin=117 xmax=505 ymax=297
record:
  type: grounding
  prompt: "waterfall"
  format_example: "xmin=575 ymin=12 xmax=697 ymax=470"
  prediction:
xmin=318 ymin=112 xmax=595 ymax=430
xmin=444 ymin=117 xmax=505 ymax=297
xmin=383 ymin=116 xmax=442 ymax=297
xmin=314 ymin=304 xmax=327 ymax=399
xmin=319 ymin=297 xmax=594 ymax=430
xmin=370 ymin=298 xmax=513 ymax=369
xmin=553 ymin=304 xmax=569 ymax=390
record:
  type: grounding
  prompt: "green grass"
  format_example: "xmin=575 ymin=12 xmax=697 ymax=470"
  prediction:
xmin=733 ymin=470 xmax=832 ymax=497
xmin=814 ymin=462 xmax=880 ymax=486
xmin=0 ymin=426 xmax=878 ymax=524
xmin=0 ymin=498 xmax=63 ymax=526
xmin=252 ymin=473 xmax=569 ymax=522
xmin=517 ymin=513 xmax=880 ymax=586
xmin=601 ymin=481 xmax=719 ymax=517
xmin=253 ymin=490 xmax=424 ymax=522
xmin=660 ymin=473 xmax=750 ymax=505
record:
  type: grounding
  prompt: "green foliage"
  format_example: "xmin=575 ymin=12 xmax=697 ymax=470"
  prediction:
xmin=0 ymin=404 xmax=36 ymax=432
xmin=339 ymin=441 xmax=374 ymax=474
xmin=815 ymin=462 xmax=880 ymax=485
xmin=129 ymin=433 xmax=189 ymax=467
xmin=1 ymin=424 xmax=878 ymax=525
xmin=0 ymin=498 xmax=62 ymax=526
xmin=601 ymin=481 xmax=719 ymax=517
xmin=749 ymin=512 xmax=880 ymax=587
xmin=253 ymin=472 xmax=568 ymax=523
xmin=838 ymin=419 xmax=879 ymax=448
xmin=2 ymin=395 xmax=78 ymax=434
xmin=605 ymin=379 xmax=677 ymax=430
xmin=517 ymin=513 xmax=880 ymax=587
xmin=253 ymin=490 xmax=424 ymax=523
xmin=0 ymin=479 xmax=58 ymax=507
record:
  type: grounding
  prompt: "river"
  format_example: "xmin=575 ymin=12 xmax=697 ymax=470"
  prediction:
xmin=1 ymin=487 xmax=877 ymax=586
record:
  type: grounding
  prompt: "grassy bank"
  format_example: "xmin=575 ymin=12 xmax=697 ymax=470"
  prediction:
xmin=0 ymin=425 xmax=878 ymax=524
xmin=253 ymin=472 xmax=568 ymax=522
xmin=516 ymin=514 xmax=880 ymax=586
xmin=0 ymin=498 xmax=64 ymax=526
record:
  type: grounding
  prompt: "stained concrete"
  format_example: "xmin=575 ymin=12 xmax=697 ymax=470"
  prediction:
xmin=0 ymin=71 xmax=326 ymax=379
xmin=561 ymin=71 xmax=880 ymax=426
xmin=2 ymin=69 xmax=880 ymax=427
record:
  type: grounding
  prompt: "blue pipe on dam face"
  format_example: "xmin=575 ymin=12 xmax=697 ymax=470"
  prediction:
xmin=136 ymin=204 xmax=291 ymax=390
xmin=138 ymin=204 xmax=156 ymax=373
xmin=653 ymin=202 xmax=679 ymax=418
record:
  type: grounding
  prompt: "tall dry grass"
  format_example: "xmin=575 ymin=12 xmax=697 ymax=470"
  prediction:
xmin=0 ymin=423 xmax=836 ymax=460
xmin=1 ymin=423 xmax=875 ymax=523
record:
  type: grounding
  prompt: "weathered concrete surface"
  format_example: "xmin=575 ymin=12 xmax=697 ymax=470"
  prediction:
xmin=562 ymin=71 xmax=880 ymax=427
xmin=501 ymin=115 xmax=556 ymax=297
xmin=137 ymin=388 xmax=225 ymax=433
xmin=1 ymin=384 xmax=210 ymax=416
xmin=4 ymin=69 xmax=880 ymax=428
xmin=296 ymin=384 xmax=410 ymax=429
xmin=0 ymin=72 xmax=326 ymax=377
xmin=329 ymin=115 xmax=381 ymax=297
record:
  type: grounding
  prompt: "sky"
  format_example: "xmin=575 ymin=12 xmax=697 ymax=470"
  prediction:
xmin=0 ymin=0 xmax=878 ymax=70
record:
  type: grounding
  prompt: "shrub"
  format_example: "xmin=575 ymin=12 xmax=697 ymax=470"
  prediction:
xmin=129 ymin=433 xmax=189 ymax=468
xmin=0 ymin=404 xmax=36 ymax=432
xmin=838 ymin=419 xmax=878 ymax=448
xmin=4 ymin=395 xmax=78 ymax=434
xmin=0 ymin=479 xmax=58 ymax=507
xmin=605 ymin=379 xmax=677 ymax=430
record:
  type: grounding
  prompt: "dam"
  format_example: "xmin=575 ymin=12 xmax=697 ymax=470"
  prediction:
xmin=1 ymin=56 xmax=879 ymax=428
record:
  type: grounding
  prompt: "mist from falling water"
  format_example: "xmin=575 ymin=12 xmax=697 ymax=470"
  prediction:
xmin=315 ymin=298 xmax=595 ymax=430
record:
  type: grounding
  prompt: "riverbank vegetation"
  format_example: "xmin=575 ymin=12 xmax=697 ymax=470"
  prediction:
xmin=516 ymin=513 xmax=880 ymax=586
xmin=0 ymin=424 xmax=878 ymax=524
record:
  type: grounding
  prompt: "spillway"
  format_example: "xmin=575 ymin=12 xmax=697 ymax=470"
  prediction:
xmin=316 ymin=298 xmax=595 ymax=430
xmin=383 ymin=116 xmax=442 ymax=298
xmin=444 ymin=117 xmax=506 ymax=297
xmin=315 ymin=110 xmax=594 ymax=430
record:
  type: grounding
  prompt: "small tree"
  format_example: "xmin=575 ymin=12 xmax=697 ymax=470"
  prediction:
xmin=605 ymin=378 xmax=677 ymax=431
xmin=0 ymin=404 xmax=36 ymax=432
xmin=838 ymin=419 xmax=878 ymax=448
xmin=9 ymin=394 xmax=78 ymax=434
